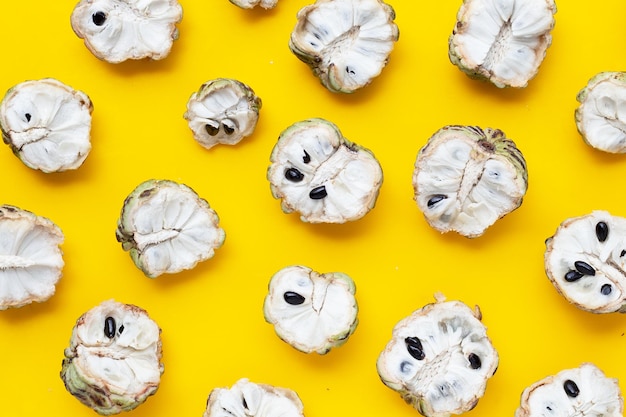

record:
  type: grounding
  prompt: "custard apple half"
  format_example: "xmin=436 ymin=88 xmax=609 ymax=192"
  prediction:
xmin=203 ymin=378 xmax=305 ymax=417
xmin=376 ymin=294 xmax=498 ymax=417
xmin=60 ymin=299 xmax=164 ymax=415
xmin=116 ymin=179 xmax=225 ymax=278
xmin=267 ymin=118 xmax=383 ymax=223
xmin=0 ymin=205 xmax=64 ymax=310
xmin=184 ymin=78 xmax=262 ymax=150
xmin=448 ymin=0 xmax=557 ymax=88
xmin=575 ymin=71 xmax=626 ymax=153
xmin=0 ymin=78 xmax=93 ymax=173
xmin=70 ymin=0 xmax=183 ymax=63
xmin=289 ymin=0 xmax=399 ymax=93
xmin=544 ymin=210 xmax=626 ymax=313
xmin=413 ymin=125 xmax=528 ymax=238
xmin=515 ymin=363 xmax=623 ymax=417
xmin=263 ymin=265 xmax=358 ymax=354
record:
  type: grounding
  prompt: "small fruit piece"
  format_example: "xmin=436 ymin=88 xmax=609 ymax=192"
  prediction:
xmin=60 ymin=299 xmax=164 ymax=415
xmin=0 ymin=205 xmax=64 ymax=310
xmin=0 ymin=78 xmax=93 ymax=173
xmin=544 ymin=210 xmax=626 ymax=313
xmin=263 ymin=265 xmax=358 ymax=354
xmin=116 ymin=179 xmax=225 ymax=278
xmin=448 ymin=0 xmax=557 ymax=88
xmin=203 ymin=378 xmax=304 ymax=417
xmin=184 ymin=78 xmax=262 ymax=150
xmin=71 ymin=0 xmax=183 ymax=63
xmin=289 ymin=0 xmax=399 ymax=93
xmin=515 ymin=363 xmax=623 ymax=417
xmin=575 ymin=71 xmax=626 ymax=153
xmin=413 ymin=125 xmax=528 ymax=238
xmin=229 ymin=0 xmax=278 ymax=9
xmin=377 ymin=294 xmax=498 ymax=417
xmin=267 ymin=118 xmax=383 ymax=223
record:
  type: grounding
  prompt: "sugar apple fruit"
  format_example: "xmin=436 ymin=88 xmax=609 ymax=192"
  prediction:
xmin=0 ymin=78 xmax=93 ymax=173
xmin=448 ymin=0 xmax=557 ymax=88
xmin=515 ymin=363 xmax=623 ymax=417
xmin=0 ymin=205 xmax=64 ymax=310
xmin=60 ymin=299 xmax=164 ymax=415
xmin=412 ymin=125 xmax=528 ymax=238
xmin=267 ymin=118 xmax=383 ymax=223
xmin=575 ymin=71 xmax=626 ymax=153
xmin=70 ymin=0 xmax=183 ymax=63
xmin=289 ymin=0 xmax=399 ymax=93
xmin=116 ymin=179 xmax=225 ymax=278
xmin=376 ymin=294 xmax=499 ymax=417
xmin=263 ymin=265 xmax=358 ymax=354
xmin=184 ymin=78 xmax=262 ymax=150
xmin=203 ymin=378 xmax=305 ymax=417
xmin=544 ymin=210 xmax=626 ymax=313
xmin=229 ymin=0 xmax=278 ymax=9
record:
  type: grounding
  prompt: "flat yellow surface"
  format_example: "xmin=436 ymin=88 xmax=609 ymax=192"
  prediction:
xmin=2 ymin=1 xmax=626 ymax=416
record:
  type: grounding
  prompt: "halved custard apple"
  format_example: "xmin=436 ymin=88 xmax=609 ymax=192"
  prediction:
xmin=203 ymin=378 xmax=305 ymax=417
xmin=116 ymin=179 xmax=225 ymax=278
xmin=0 ymin=205 xmax=64 ymax=310
xmin=289 ymin=0 xmax=399 ymax=93
xmin=60 ymin=299 xmax=164 ymax=415
xmin=263 ymin=265 xmax=358 ymax=354
xmin=448 ymin=0 xmax=557 ymax=88
xmin=377 ymin=294 xmax=498 ymax=417
xmin=515 ymin=363 xmax=623 ymax=417
xmin=544 ymin=210 xmax=626 ymax=313
xmin=0 ymin=78 xmax=93 ymax=173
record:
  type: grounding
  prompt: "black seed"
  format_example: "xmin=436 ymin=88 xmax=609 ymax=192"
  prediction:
xmin=222 ymin=123 xmax=235 ymax=135
xmin=468 ymin=353 xmax=481 ymax=369
xmin=405 ymin=337 xmax=425 ymax=360
xmin=564 ymin=270 xmax=584 ymax=282
xmin=283 ymin=291 xmax=305 ymax=305
xmin=242 ymin=398 xmax=248 ymax=410
xmin=25 ymin=113 xmax=31 ymax=122
xmin=601 ymin=284 xmax=613 ymax=295
xmin=563 ymin=379 xmax=579 ymax=398
xmin=302 ymin=150 xmax=311 ymax=164
xmin=427 ymin=194 xmax=447 ymax=208
xmin=621 ymin=250 xmax=626 ymax=257
xmin=205 ymin=124 xmax=219 ymax=136
xmin=574 ymin=261 xmax=595 ymax=276
xmin=346 ymin=66 xmax=356 ymax=75
xmin=596 ymin=221 xmax=609 ymax=242
xmin=92 ymin=11 xmax=107 ymax=26
xmin=104 ymin=317 xmax=116 ymax=339
xmin=400 ymin=361 xmax=412 ymax=373
xmin=118 ymin=325 xmax=124 ymax=334
xmin=309 ymin=185 xmax=327 ymax=200
xmin=284 ymin=168 xmax=304 ymax=182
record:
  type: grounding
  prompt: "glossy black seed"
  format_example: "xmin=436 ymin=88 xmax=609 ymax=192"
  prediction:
xmin=25 ymin=113 xmax=31 ymax=122
xmin=621 ymin=250 xmax=626 ymax=258
xmin=427 ymin=194 xmax=447 ymax=208
xmin=205 ymin=124 xmax=219 ymax=136
xmin=601 ymin=284 xmax=613 ymax=295
xmin=575 ymin=261 xmax=596 ymax=276
xmin=283 ymin=291 xmax=305 ymax=305
xmin=242 ymin=398 xmax=248 ymax=410
xmin=284 ymin=168 xmax=304 ymax=182
xmin=104 ymin=317 xmax=116 ymax=339
xmin=118 ymin=325 xmax=124 ymax=334
xmin=92 ymin=11 xmax=107 ymax=26
xmin=309 ymin=185 xmax=327 ymax=200
xmin=468 ymin=353 xmax=481 ymax=369
xmin=405 ymin=337 xmax=425 ymax=360
xmin=223 ymin=123 xmax=235 ymax=135
xmin=596 ymin=221 xmax=609 ymax=242
xmin=302 ymin=150 xmax=311 ymax=164
xmin=564 ymin=270 xmax=583 ymax=282
xmin=563 ymin=379 xmax=580 ymax=398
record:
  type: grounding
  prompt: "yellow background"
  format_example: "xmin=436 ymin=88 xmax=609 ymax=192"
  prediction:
xmin=1 ymin=1 xmax=626 ymax=416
